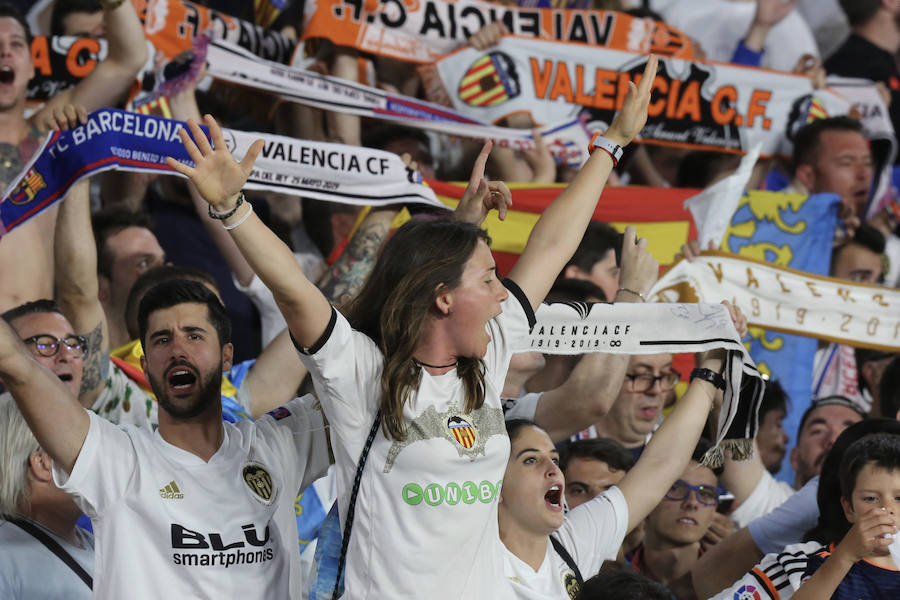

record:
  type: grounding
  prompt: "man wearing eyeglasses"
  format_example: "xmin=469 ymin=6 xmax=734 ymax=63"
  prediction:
xmin=0 ymin=304 xmax=95 ymax=598
xmin=627 ymin=438 xmax=723 ymax=600
xmin=0 ymin=299 xmax=153 ymax=428
xmin=1 ymin=301 xmax=87 ymax=399
xmin=583 ymin=354 xmax=678 ymax=460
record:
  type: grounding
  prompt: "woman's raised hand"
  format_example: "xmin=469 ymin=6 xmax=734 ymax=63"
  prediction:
xmin=605 ymin=55 xmax=658 ymax=147
xmin=166 ymin=114 xmax=264 ymax=212
xmin=454 ymin=141 xmax=512 ymax=226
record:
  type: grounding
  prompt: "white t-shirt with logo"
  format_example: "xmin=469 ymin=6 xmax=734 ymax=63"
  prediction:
xmin=298 ymin=281 xmax=535 ymax=600
xmin=504 ymin=486 xmax=628 ymax=599
xmin=53 ymin=395 xmax=329 ymax=600
xmin=0 ymin=520 xmax=94 ymax=599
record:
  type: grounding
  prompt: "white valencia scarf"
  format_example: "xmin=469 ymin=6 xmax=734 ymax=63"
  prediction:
xmin=521 ymin=301 xmax=765 ymax=466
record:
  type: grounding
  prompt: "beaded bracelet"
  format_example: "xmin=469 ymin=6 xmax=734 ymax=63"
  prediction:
xmin=208 ymin=192 xmax=244 ymax=220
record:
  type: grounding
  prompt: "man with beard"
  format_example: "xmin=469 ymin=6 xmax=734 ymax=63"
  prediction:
xmin=725 ymin=396 xmax=865 ymax=528
xmin=0 ymin=279 xmax=328 ymax=599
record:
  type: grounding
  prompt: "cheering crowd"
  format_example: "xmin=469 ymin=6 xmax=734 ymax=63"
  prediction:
xmin=1 ymin=0 xmax=900 ymax=599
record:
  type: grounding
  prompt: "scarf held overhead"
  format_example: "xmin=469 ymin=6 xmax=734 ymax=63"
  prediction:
xmin=424 ymin=37 xmax=851 ymax=155
xmin=524 ymin=301 xmax=765 ymax=466
xmin=0 ymin=108 xmax=442 ymax=237
xmin=204 ymin=40 xmax=592 ymax=167
xmin=651 ymin=251 xmax=900 ymax=352
xmin=301 ymin=0 xmax=694 ymax=63
xmin=26 ymin=1 xmax=297 ymax=105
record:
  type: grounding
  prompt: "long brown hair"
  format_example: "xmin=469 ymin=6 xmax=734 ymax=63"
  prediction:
xmin=344 ymin=218 xmax=491 ymax=440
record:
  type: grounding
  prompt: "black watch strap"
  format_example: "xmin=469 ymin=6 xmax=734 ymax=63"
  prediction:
xmin=690 ymin=367 xmax=726 ymax=391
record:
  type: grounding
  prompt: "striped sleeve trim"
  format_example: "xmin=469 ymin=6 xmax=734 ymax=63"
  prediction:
xmin=750 ymin=567 xmax=781 ymax=600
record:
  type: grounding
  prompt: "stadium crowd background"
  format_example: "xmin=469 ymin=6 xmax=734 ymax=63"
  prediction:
xmin=1 ymin=0 xmax=900 ymax=599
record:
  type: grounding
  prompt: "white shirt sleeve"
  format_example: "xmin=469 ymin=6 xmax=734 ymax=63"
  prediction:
xmin=502 ymin=392 xmax=541 ymax=421
xmin=483 ymin=279 xmax=537 ymax=390
xmin=232 ymin=274 xmax=289 ymax=349
xmin=552 ymin=485 xmax=629 ymax=579
xmin=731 ymin=469 xmax=797 ymax=528
xmin=749 ymin=476 xmax=820 ymax=555
xmin=295 ymin=308 xmax=382 ymax=426
xmin=51 ymin=411 xmax=140 ymax=518
xmin=253 ymin=394 xmax=330 ymax=496
xmin=709 ymin=541 xmax=822 ymax=600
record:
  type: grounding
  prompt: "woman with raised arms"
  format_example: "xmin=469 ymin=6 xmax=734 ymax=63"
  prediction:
xmin=167 ymin=56 xmax=658 ymax=600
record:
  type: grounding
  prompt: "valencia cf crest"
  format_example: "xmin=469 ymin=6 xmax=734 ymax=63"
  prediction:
xmin=457 ymin=51 xmax=520 ymax=108
xmin=785 ymin=94 xmax=829 ymax=142
xmin=242 ymin=463 xmax=277 ymax=505
xmin=447 ymin=416 xmax=477 ymax=449
xmin=563 ymin=571 xmax=580 ymax=599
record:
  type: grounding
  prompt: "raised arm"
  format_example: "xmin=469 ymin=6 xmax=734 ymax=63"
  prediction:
xmin=533 ymin=228 xmax=660 ymax=441
xmin=508 ymin=56 xmax=657 ymax=310
xmin=55 ymin=176 xmax=110 ymax=409
xmin=616 ymin=352 xmax=722 ymax=531
xmin=616 ymin=301 xmax=746 ymax=531
xmin=166 ymin=117 xmax=333 ymax=348
xmin=32 ymin=0 xmax=148 ymax=120
xmin=720 ymin=439 xmax=766 ymax=506
xmin=0 ymin=319 xmax=89 ymax=474
xmin=692 ymin=527 xmax=763 ymax=598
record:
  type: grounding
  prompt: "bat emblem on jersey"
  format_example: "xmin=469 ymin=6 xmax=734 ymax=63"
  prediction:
xmin=383 ymin=401 xmax=505 ymax=473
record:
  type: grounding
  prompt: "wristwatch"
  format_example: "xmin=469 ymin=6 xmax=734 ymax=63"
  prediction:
xmin=690 ymin=367 xmax=726 ymax=391
xmin=588 ymin=132 xmax=623 ymax=167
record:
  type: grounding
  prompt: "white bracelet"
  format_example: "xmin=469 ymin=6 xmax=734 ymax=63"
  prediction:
xmin=223 ymin=202 xmax=253 ymax=231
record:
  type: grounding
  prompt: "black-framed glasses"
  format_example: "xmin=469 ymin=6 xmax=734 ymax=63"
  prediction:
xmin=664 ymin=479 xmax=723 ymax=506
xmin=624 ymin=370 xmax=681 ymax=393
xmin=23 ymin=335 xmax=87 ymax=358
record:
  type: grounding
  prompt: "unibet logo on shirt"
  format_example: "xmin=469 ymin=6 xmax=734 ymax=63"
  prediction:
xmin=402 ymin=479 xmax=503 ymax=507
xmin=160 ymin=480 xmax=184 ymax=500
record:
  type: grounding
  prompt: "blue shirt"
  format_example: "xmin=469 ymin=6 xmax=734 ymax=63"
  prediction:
xmin=804 ymin=545 xmax=900 ymax=599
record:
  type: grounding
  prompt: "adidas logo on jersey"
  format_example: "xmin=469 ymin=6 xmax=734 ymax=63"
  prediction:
xmin=160 ymin=480 xmax=184 ymax=500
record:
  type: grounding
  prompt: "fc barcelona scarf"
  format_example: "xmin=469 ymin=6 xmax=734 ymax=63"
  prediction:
xmin=524 ymin=301 xmax=765 ymax=466
xmin=0 ymin=108 xmax=443 ymax=238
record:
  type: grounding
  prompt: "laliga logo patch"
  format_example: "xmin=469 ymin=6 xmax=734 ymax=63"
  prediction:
xmin=458 ymin=51 xmax=520 ymax=108
xmin=242 ymin=463 xmax=277 ymax=505
xmin=447 ymin=416 xmax=477 ymax=449
xmin=733 ymin=585 xmax=761 ymax=600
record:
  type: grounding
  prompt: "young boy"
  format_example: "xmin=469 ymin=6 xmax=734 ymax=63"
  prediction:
xmin=713 ymin=432 xmax=900 ymax=599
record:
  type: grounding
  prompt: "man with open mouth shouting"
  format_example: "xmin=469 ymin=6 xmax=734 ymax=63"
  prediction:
xmin=0 ymin=1 xmax=146 ymax=315
xmin=0 ymin=278 xmax=329 ymax=599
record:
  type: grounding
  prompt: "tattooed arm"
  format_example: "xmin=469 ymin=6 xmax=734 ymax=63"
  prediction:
xmin=243 ymin=206 xmax=398 ymax=417
xmin=55 ymin=179 xmax=110 ymax=409
xmin=0 ymin=126 xmax=57 ymax=313
xmin=316 ymin=207 xmax=399 ymax=305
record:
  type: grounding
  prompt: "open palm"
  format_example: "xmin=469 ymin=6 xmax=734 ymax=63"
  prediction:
xmin=166 ymin=114 xmax=264 ymax=211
